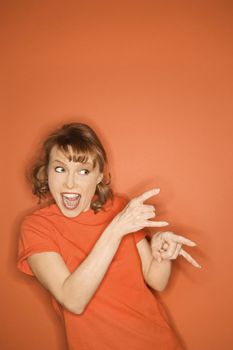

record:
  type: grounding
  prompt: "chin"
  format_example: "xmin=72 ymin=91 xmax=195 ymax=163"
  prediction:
xmin=60 ymin=207 xmax=82 ymax=218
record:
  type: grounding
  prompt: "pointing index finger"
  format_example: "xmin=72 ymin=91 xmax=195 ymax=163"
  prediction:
xmin=163 ymin=232 xmax=197 ymax=247
xmin=179 ymin=249 xmax=202 ymax=268
xmin=134 ymin=188 xmax=160 ymax=204
xmin=175 ymin=235 xmax=197 ymax=247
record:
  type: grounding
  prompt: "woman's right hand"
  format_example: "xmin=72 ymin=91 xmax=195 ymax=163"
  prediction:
xmin=108 ymin=189 xmax=169 ymax=238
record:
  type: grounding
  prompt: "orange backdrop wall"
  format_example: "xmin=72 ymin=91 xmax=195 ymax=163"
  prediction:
xmin=1 ymin=1 xmax=233 ymax=349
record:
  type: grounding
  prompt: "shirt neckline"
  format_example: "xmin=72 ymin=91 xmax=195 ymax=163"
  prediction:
xmin=43 ymin=196 xmax=124 ymax=226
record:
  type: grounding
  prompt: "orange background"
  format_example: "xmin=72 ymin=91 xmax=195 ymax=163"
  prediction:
xmin=1 ymin=1 xmax=233 ymax=349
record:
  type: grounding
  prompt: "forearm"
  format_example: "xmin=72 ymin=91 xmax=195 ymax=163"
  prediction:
xmin=145 ymin=258 xmax=172 ymax=292
xmin=62 ymin=226 xmax=122 ymax=314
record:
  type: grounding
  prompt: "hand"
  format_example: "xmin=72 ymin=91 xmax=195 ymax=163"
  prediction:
xmin=151 ymin=231 xmax=201 ymax=268
xmin=109 ymin=189 xmax=169 ymax=238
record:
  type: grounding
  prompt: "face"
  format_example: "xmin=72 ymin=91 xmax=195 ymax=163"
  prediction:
xmin=47 ymin=146 xmax=103 ymax=218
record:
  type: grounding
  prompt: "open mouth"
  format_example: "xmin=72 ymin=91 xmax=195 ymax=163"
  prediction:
xmin=61 ymin=193 xmax=81 ymax=210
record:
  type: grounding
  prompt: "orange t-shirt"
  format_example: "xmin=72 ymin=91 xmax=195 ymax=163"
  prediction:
xmin=17 ymin=196 xmax=182 ymax=350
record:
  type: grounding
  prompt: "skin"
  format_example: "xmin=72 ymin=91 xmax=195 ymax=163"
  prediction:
xmin=48 ymin=146 xmax=103 ymax=218
xmin=27 ymin=147 xmax=201 ymax=315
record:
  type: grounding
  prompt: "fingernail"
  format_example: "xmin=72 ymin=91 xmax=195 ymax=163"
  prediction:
xmin=154 ymin=188 xmax=160 ymax=194
xmin=194 ymin=262 xmax=202 ymax=268
xmin=162 ymin=222 xmax=169 ymax=226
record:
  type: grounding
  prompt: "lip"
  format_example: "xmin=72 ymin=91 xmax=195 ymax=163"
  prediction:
xmin=61 ymin=192 xmax=81 ymax=210
xmin=61 ymin=192 xmax=81 ymax=198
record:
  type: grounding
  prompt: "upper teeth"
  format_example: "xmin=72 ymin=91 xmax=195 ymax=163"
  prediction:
xmin=63 ymin=194 xmax=80 ymax=198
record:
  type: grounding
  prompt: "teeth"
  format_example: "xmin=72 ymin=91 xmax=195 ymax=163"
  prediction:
xmin=62 ymin=193 xmax=81 ymax=210
xmin=63 ymin=193 xmax=80 ymax=199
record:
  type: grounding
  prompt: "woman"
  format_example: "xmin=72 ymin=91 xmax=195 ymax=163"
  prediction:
xmin=17 ymin=123 xmax=200 ymax=350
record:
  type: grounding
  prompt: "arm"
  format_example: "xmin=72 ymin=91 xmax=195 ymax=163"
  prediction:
xmin=136 ymin=231 xmax=201 ymax=292
xmin=28 ymin=189 xmax=168 ymax=314
xmin=28 ymin=226 xmax=122 ymax=315
xmin=136 ymin=238 xmax=172 ymax=291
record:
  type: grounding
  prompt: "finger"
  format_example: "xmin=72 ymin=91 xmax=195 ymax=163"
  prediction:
xmin=171 ymin=243 xmax=182 ymax=259
xmin=162 ymin=232 xmax=197 ymax=247
xmin=152 ymin=251 xmax=162 ymax=263
xmin=132 ymin=188 xmax=160 ymax=205
xmin=144 ymin=220 xmax=169 ymax=228
xmin=160 ymin=241 xmax=177 ymax=259
xmin=179 ymin=249 xmax=202 ymax=268
xmin=140 ymin=205 xmax=156 ymax=214
xmin=133 ymin=205 xmax=155 ymax=217
xmin=138 ymin=211 xmax=156 ymax=221
xmin=151 ymin=233 xmax=164 ymax=251
xmin=162 ymin=242 xmax=169 ymax=250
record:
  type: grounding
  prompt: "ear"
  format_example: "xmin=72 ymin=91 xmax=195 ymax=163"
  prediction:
xmin=97 ymin=173 xmax=104 ymax=184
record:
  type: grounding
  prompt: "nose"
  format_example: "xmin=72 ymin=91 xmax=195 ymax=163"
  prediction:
xmin=64 ymin=172 xmax=76 ymax=189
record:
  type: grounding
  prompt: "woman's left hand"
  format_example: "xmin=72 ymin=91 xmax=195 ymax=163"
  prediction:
xmin=151 ymin=231 xmax=201 ymax=268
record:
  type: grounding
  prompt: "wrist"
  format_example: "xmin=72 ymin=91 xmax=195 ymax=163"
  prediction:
xmin=103 ymin=224 xmax=123 ymax=244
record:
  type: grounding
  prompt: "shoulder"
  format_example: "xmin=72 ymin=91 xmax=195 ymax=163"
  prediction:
xmin=18 ymin=205 xmax=61 ymax=276
xmin=112 ymin=194 xmax=128 ymax=207
xmin=106 ymin=194 xmax=129 ymax=213
xmin=21 ymin=204 xmax=60 ymax=231
xmin=18 ymin=205 xmax=60 ymax=257
xmin=87 ymin=194 xmax=129 ymax=224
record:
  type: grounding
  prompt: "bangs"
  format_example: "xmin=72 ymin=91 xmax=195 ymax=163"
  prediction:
xmin=33 ymin=122 xmax=112 ymax=208
xmin=59 ymin=144 xmax=97 ymax=168
xmin=46 ymin=127 xmax=106 ymax=172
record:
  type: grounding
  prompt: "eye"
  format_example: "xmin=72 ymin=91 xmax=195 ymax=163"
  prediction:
xmin=79 ymin=169 xmax=90 ymax=175
xmin=55 ymin=166 xmax=65 ymax=173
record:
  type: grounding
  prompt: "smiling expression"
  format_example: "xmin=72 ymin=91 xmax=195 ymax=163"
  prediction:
xmin=47 ymin=146 xmax=103 ymax=218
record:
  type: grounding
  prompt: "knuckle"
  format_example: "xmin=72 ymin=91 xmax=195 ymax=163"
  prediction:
xmin=129 ymin=198 xmax=136 ymax=206
xmin=133 ymin=206 xmax=140 ymax=214
xmin=128 ymin=201 xmax=133 ymax=209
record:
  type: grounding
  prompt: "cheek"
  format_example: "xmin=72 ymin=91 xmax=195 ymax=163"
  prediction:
xmin=48 ymin=172 xmax=54 ymax=186
xmin=48 ymin=172 xmax=61 ymax=191
xmin=84 ymin=178 xmax=99 ymax=196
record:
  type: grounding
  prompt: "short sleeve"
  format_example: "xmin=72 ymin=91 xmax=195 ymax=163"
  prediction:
xmin=17 ymin=215 xmax=60 ymax=276
xmin=133 ymin=230 xmax=147 ymax=244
